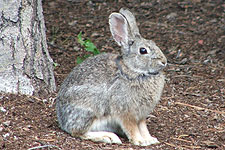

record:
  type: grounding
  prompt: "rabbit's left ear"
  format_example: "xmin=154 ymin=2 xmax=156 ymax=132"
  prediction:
xmin=119 ymin=8 xmax=140 ymax=37
xmin=109 ymin=13 xmax=129 ymax=46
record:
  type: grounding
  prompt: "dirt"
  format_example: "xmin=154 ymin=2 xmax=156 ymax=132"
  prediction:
xmin=1 ymin=0 xmax=225 ymax=149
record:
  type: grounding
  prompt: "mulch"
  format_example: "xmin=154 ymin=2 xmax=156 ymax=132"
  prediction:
xmin=1 ymin=0 xmax=224 ymax=149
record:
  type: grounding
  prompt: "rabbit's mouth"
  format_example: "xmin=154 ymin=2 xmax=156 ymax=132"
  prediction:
xmin=146 ymin=61 xmax=167 ymax=75
xmin=147 ymin=71 xmax=159 ymax=76
xmin=146 ymin=65 xmax=166 ymax=76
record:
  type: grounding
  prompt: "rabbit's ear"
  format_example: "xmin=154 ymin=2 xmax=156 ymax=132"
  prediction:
xmin=119 ymin=8 xmax=140 ymax=37
xmin=109 ymin=13 xmax=129 ymax=46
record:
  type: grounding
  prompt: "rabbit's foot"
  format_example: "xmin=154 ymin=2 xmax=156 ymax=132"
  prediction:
xmin=132 ymin=136 xmax=160 ymax=146
xmin=131 ymin=135 xmax=148 ymax=146
xmin=145 ymin=136 xmax=160 ymax=145
xmin=82 ymin=131 xmax=122 ymax=144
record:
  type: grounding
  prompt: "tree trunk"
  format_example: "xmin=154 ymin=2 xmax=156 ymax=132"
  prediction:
xmin=0 ymin=0 xmax=56 ymax=96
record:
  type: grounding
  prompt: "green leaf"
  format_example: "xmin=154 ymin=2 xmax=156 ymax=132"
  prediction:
xmin=77 ymin=32 xmax=85 ymax=46
xmin=53 ymin=62 xmax=60 ymax=67
xmin=83 ymin=54 xmax=91 ymax=59
xmin=84 ymin=40 xmax=97 ymax=52
xmin=76 ymin=31 xmax=101 ymax=64
xmin=93 ymin=48 xmax=100 ymax=55
xmin=76 ymin=54 xmax=91 ymax=64
xmin=76 ymin=56 xmax=84 ymax=64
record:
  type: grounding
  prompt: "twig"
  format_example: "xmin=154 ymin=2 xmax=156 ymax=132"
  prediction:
xmin=47 ymin=42 xmax=71 ymax=57
xmin=203 ymin=128 xmax=225 ymax=133
xmin=173 ymin=75 xmax=196 ymax=78
xmin=165 ymin=142 xmax=201 ymax=149
xmin=172 ymin=137 xmax=192 ymax=143
xmin=27 ymin=95 xmax=42 ymax=102
xmin=38 ymin=138 xmax=56 ymax=142
xmin=183 ymin=145 xmax=201 ymax=149
xmin=47 ymin=42 xmax=66 ymax=52
xmin=164 ymin=142 xmax=189 ymax=149
xmin=28 ymin=145 xmax=61 ymax=150
xmin=175 ymin=102 xmax=225 ymax=115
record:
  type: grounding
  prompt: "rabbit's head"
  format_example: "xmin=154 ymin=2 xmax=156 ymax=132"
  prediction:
xmin=109 ymin=8 xmax=167 ymax=75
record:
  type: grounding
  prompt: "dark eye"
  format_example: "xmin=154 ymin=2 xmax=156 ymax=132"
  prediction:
xmin=139 ymin=47 xmax=148 ymax=55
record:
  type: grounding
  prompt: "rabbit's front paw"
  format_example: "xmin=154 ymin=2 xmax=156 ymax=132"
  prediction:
xmin=133 ymin=136 xmax=159 ymax=146
xmin=132 ymin=137 xmax=148 ymax=146
xmin=145 ymin=136 xmax=160 ymax=145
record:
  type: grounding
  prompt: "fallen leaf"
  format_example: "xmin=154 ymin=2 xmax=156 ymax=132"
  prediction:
xmin=198 ymin=40 xmax=204 ymax=45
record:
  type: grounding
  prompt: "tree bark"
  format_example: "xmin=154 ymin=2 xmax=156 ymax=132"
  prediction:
xmin=0 ymin=0 xmax=56 ymax=96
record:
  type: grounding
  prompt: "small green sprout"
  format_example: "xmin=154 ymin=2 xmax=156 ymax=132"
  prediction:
xmin=53 ymin=62 xmax=60 ymax=68
xmin=76 ymin=32 xmax=100 ymax=64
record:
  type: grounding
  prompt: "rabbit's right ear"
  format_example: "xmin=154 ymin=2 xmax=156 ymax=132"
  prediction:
xmin=109 ymin=13 xmax=128 ymax=47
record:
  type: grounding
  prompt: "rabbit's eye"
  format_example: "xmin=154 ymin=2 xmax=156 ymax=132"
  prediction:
xmin=139 ymin=47 xmax=148 ymax=55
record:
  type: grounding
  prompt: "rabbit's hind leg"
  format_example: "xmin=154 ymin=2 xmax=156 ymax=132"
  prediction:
xmin=62 ymin=107 xmax=122 ymax=144
xmin=81 ymin=131 xmax=122 ymax=144
xmin=58 ymin=106 xmax=96 ymax=136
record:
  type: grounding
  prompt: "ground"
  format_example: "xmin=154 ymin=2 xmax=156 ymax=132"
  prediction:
xmin=0 ymin=0 xmax=225 ymax=149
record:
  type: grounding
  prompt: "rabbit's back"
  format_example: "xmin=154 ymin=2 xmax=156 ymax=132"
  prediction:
xmin=60 ymin=53 xmax=118 ymax=90
xmin=57 ymin=53 xmax=119 ymax=103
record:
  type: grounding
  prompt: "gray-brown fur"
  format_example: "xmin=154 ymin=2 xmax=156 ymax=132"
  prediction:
xmin=56 ymin=8 xmax=167 ymax=146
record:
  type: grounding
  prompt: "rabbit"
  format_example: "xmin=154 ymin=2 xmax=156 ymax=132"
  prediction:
xmin=56 ymin=8 xmax=167 ymax=146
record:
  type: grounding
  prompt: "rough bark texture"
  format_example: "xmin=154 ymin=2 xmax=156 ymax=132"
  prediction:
xmin=0 ymin=0 xmax=56 ymax=96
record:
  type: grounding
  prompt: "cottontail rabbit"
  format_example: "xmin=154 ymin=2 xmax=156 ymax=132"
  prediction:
xmin=56 ymin=8 xmax=167 ymax=146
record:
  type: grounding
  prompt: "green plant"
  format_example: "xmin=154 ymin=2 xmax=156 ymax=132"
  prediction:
xmin=76 ymin=32 xmax=100 ymax=64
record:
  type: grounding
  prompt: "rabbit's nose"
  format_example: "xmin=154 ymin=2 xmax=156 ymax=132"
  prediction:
xmin=161 ymin=60 xmax=167 ymax=66
xmin=159 ymin=58 xmax=167 ymax=67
